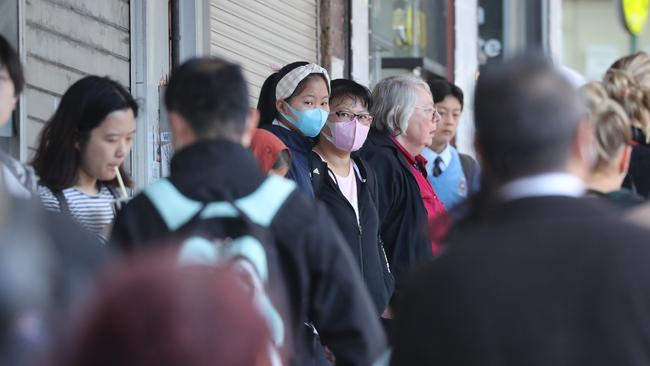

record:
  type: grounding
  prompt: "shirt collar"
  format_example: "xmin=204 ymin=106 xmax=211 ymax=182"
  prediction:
xmin=499 ymin=173 xmax=586 ymax=202
xmin=422 ymin=145 xmax=452 ymax=169
xmin=438 ymin=144 xmax=452 ymax=167
xmin=272 ymin=119 xmax=291 ymax=131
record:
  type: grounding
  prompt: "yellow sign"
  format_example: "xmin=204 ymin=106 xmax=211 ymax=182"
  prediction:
xmin=622 ymin=0 xmax=650 ymax=35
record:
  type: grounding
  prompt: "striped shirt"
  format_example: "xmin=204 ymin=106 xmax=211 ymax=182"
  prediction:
xmin=38 ymin=185 xmax=116 ymax=239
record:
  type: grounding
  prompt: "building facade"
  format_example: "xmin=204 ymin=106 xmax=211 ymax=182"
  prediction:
xmin=6 ymin=0 xmax=557 ymax=188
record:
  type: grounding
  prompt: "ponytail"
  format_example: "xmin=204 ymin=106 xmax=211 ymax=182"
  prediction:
xmin=257 ymin=72 xmax=280 ymax=126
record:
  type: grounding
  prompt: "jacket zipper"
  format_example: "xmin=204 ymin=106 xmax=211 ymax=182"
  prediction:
xmin=327 ymin=166 xmax=365 ymax=278
xmin=358 ymin=222 xmax=364 ymax=278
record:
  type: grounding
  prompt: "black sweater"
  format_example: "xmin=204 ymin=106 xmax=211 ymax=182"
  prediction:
xmin=310 ymin=152 xmax=394 ymax=315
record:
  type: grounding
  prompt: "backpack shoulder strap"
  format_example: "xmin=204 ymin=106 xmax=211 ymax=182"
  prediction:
xmin=234 ymin=175 xmax=297 ymax=227
xmin=52 ymin=189 xmax=71 ymax=216
xmin=143 ymin=179 xmax=203 ymax=231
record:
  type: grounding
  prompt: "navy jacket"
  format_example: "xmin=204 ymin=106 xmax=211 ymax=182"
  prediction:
xmin=263 ymin=124 xmax=316 ymax=198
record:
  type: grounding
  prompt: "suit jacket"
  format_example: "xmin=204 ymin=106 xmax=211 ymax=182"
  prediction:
xmin=392 ymin=195 xmax=650 ymax=366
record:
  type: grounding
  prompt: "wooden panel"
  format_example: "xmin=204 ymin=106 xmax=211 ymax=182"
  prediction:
xmin=25 ymin=24 xmax=129 ymax=86
xmin=26 ymin=0 xmax=130 ymax=58
xmin=41 ymin=0 xmax=130 ymax=29
xmin=24 ymin=87 xmax=59 ymax=123
xmin=25 ymin=117 xmax=45 ymax=150
xmin=25 ymin=55 xmax=86 ymax=97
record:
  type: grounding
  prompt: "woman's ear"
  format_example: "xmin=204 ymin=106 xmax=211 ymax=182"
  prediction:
xmin=276 ymin=99 xmax=288 ymax=116
xmin=275 ymin=99 xmax=287 ymax=114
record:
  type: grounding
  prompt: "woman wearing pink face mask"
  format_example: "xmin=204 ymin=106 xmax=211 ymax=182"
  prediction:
xmin=311 ymin=79 xmax=394 ymax=317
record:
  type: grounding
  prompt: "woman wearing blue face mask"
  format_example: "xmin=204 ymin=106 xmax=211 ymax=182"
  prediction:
xmin=258 ymin=62 xmax=330 ymax=197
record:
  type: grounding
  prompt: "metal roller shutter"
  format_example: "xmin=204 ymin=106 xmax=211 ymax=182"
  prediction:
xmin=210 ymin=0 xmax=319 ymax=103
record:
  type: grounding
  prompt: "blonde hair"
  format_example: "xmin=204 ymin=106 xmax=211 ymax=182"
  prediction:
xmin=610 ymin=52 xmax=650 ymax=88
xmin=606 ymin=53 xmax=650 ymax=140
xmin=582 ymin=81 xmax=631 ymax=172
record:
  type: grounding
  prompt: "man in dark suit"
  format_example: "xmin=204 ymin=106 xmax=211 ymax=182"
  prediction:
xmin=391 ymin=54 xmax=650 ymax=366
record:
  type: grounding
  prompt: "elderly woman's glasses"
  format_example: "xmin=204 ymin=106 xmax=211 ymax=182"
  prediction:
xmin=415 ymin=106 xmax=441 ymax=120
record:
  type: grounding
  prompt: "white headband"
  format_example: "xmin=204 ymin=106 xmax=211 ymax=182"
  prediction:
xmin=275 ymin=63 xmax=330 ymax=100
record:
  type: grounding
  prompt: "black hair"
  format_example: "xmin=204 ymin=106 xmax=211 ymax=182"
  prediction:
xmin=165 ymin=57 xmax=249 ymax=139
xmin=329 ymin=79 xmax=371 ymax=109
xmin=474 ymin=52 xmax=586 ymax=183
xmin=428 ymin=78 xmax=464 ymax=110
xmin=257 ymin=61 xmax=329 ymax=126
xmin=32 ymin=76 xmax=137 ymax=190
xmin=0 ymin=35 xmax=24 ymax=96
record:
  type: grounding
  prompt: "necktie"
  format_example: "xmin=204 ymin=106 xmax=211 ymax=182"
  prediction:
xmin=433 ymin=157 xmax=443 ymax=177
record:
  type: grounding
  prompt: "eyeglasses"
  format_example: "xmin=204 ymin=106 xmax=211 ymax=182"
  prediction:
xmin=330 ymin=111 xmax=374 ymax=125
xmin=415 ymin=106 xmax=441 ymax=120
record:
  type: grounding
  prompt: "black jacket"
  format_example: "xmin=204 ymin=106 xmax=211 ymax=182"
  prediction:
xmin=392 ymin=196 xmax=650 ymax=366
xmin=111 ymin=140 xmax=386 ymax=366
xmin=358 ymin=128 xmax=432 ymax=280
xmin=310 ymin=152 xmax=394 ymax=315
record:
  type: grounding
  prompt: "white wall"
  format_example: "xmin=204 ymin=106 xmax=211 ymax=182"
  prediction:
xmin=350 ymin=0 xmax=370 ymax=87
xmin=454 ymin=0 xmax=479 ymax=158
xmin=130 ymin=0 xmax=171 ymax=188
xmin=562 ymin=0 xmax=650 ymax=80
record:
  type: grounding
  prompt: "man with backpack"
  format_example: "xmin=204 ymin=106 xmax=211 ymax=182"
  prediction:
xmin=111 ymin=58 xmax=386 ymax=366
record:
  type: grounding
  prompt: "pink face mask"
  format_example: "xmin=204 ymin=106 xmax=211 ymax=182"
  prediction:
xmin=322 ymin=118 xmax=371 ymax=152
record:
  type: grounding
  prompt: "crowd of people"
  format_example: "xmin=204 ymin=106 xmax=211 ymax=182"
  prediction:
xmin=3 ymin=29 xmax=650 ymax=365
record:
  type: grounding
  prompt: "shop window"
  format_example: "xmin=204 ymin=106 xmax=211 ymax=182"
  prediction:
xmin=369 ymin=0 xmax=452 ymax=84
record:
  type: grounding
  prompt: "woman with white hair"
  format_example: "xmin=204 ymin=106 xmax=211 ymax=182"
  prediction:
xmin=359 ymin=75 xmax=444 ymax=283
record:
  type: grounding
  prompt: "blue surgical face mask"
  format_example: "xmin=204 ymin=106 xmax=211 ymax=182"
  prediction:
xmin=281 ymin=103 xmax=328 ymax=138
